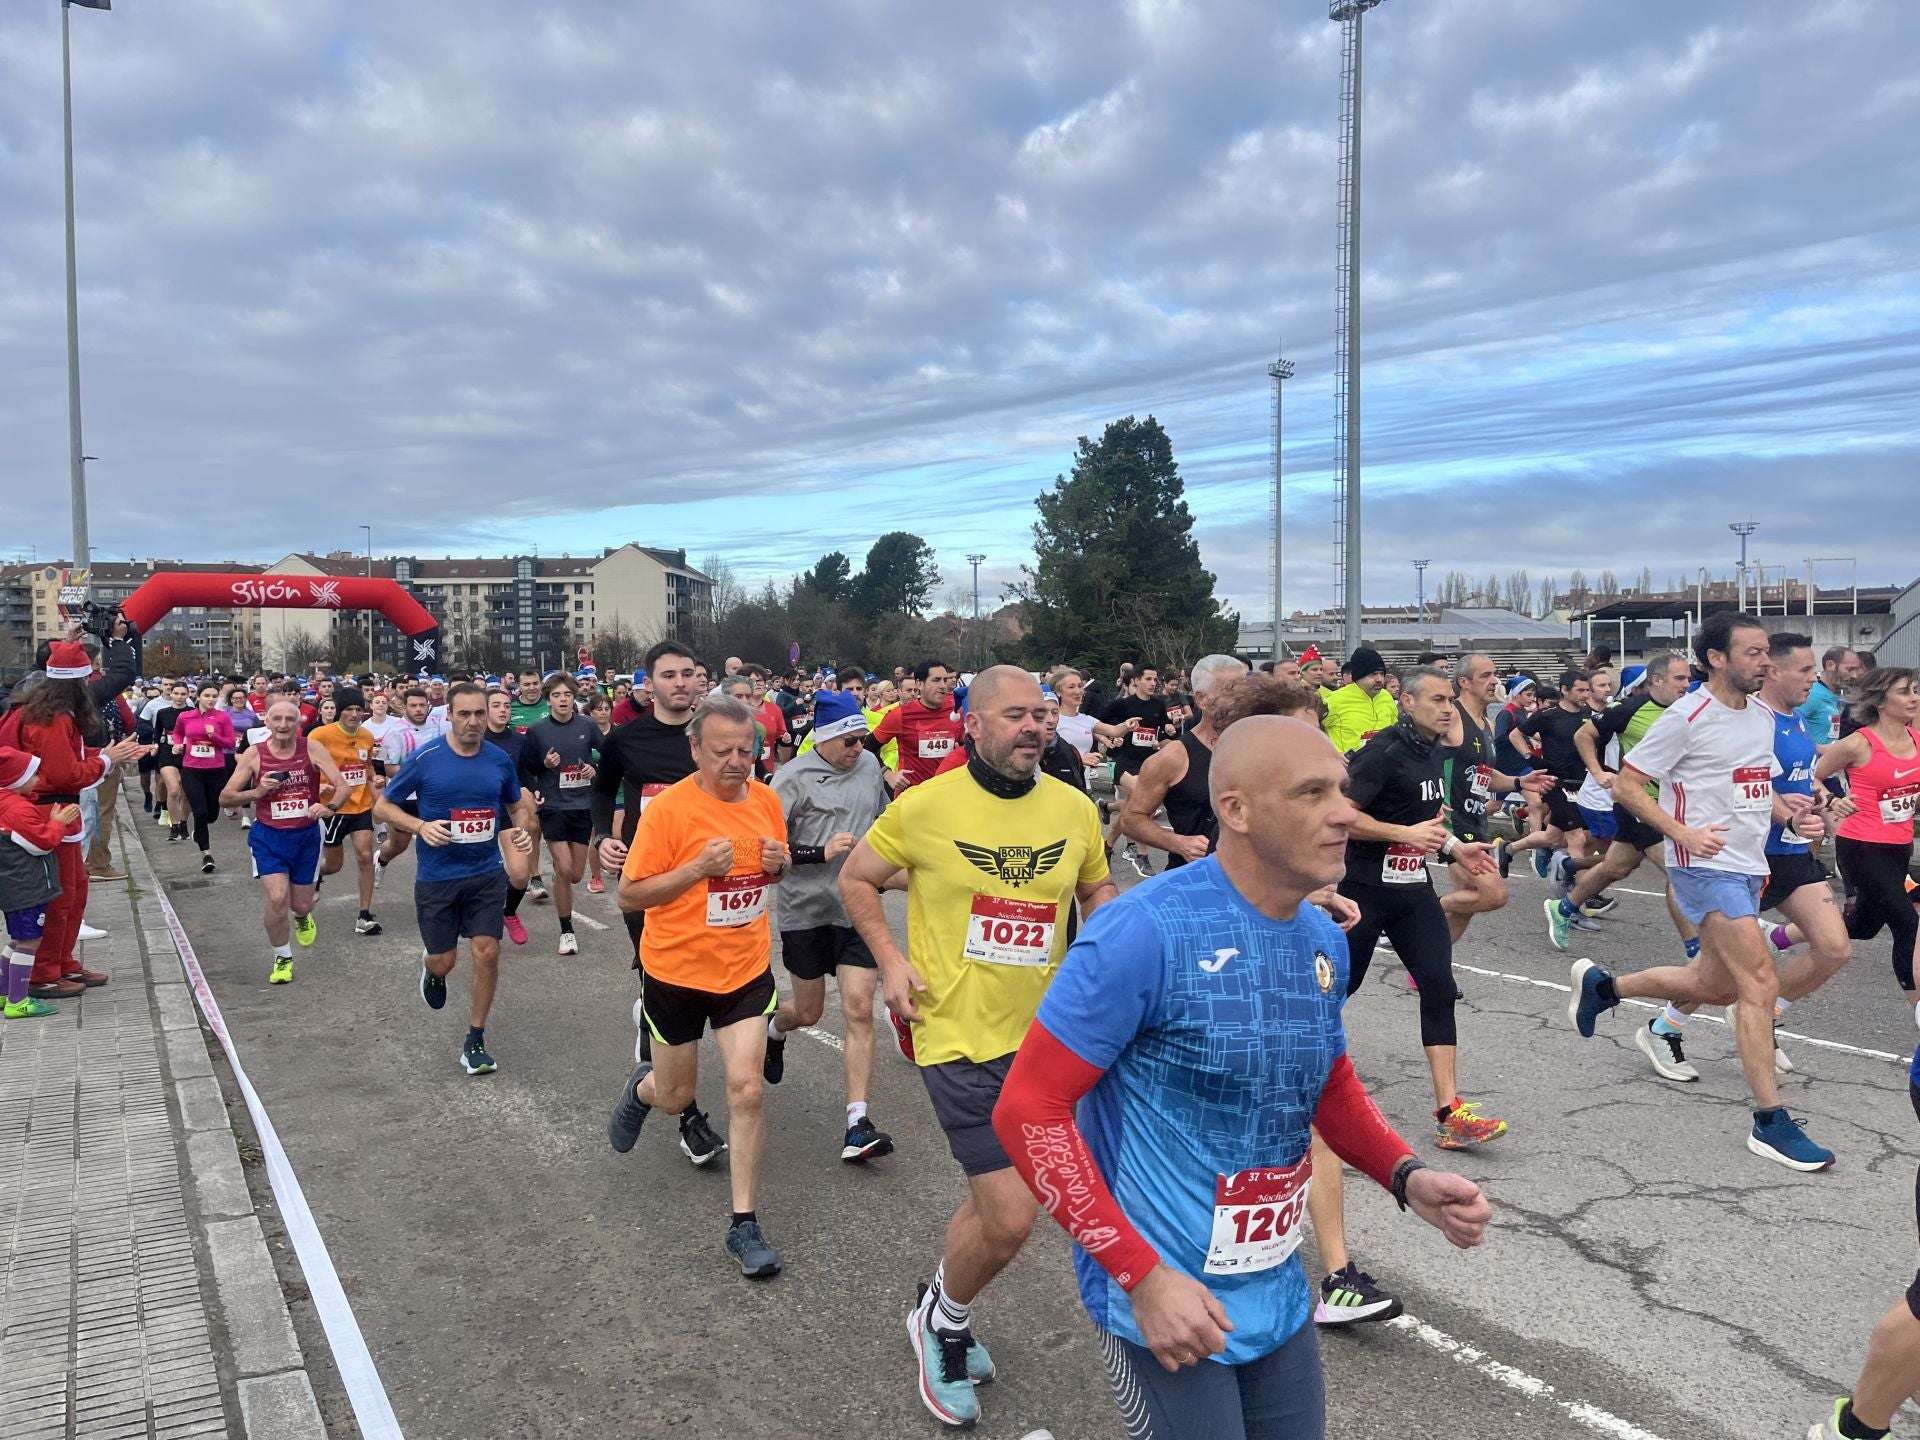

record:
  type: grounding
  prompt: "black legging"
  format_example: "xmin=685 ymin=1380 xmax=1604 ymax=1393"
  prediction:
xmin=1838 ymin=835 xmax=1918 ymax=991
xmin=179 ymin=767 xmax=226 ymax=852
xmin=1338 ymin=878 xmax=1458 ymax=1047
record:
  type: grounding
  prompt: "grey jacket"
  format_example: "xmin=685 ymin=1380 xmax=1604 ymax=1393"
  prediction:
xmin=770 ymin=748 xmax=888 ymax=931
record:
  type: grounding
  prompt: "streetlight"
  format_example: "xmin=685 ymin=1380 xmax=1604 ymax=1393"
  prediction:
xmin=359 ymin=525 xmax=374 ymax=675
xmin=1412 ymin=559 xmax=1430 ymax=639
xmin=1728 ymin=521 xmax=1758 ymax=614
xmin=966 ymin=554 xmax=986 ymax=671
xmin=62 ymin=0 xmax=112 ymax=585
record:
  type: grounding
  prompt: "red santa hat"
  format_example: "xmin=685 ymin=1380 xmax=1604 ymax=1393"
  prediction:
xmin=0 ymin=745 xmax=41 ymax=792
xmin=45 ymin=639 xmax=92 ymax=680
xmin=1299 ymin=644 xmax=1323 ymax=664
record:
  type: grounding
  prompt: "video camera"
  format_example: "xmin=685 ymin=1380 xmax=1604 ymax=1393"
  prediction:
xmin=78 ymin=600 xmax=137 ymax=643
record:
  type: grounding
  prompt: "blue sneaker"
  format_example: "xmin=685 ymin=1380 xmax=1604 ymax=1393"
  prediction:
xmin=1544 ymin=898 xmax=1573 ymax=952
xmin=725 ymin=1219 xmax=781 ymax=1278
xmin=1748 ymin=1108 xmax=1835 ymax=1172
xmin=908 ymin=1293 xmax=982 ymax=1428
xmin=608 ymin=1064 xmax=652 ymax=1153
xmin=914 ymin=1284 xmax=994 ymax=1382
xmin=1531 ymin=847 xmax=1550 ymax=879
xmin=420 ymin=964 xmax=446 ymax=1011
xmin=1567 ymin=959 xmax=1617 ymax=1038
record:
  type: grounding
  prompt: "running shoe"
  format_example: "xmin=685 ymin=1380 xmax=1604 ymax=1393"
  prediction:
xmin=887 ymin=1006 xmax=917 ymax=1063
xmin=1495 ymin=837 xmax=1512 ymax=880
xmin=167 ymin=824 xmax=183 ymax=843
xmin=908 ymin=1293 xmax=984 ymax=1427
xmin=1123 ymin=844 xmax=1153 ymax=879
xmin=240 ymin=815 xmax=252 ymax=830
xmin=201 ymin=854 xmax=216 ymax=874
xmin=1568 ymin=958 xmax=1618 ymax=1038
xmin=725 ymin=1219 xmax=781 ymax=1279
xmin=1435 ymin=1103 xmax=1507 ymax=1149
xmin=587 ymin=873 xmax=605 ymax=894
xmin=373 ymin=855 xmax=384 ymax=886
xmin=293 ymin=914 xmax=317 ymax=947
xmin=503 ymin=915 xmax=528 ymax=946
xmin=914 ymin=1284 xmax=996 ymax=1383
xmin=1726 ymin=1004 xmax=1796 ymax=1075
xmin=1807 ymin=1398 xmax=1855 ymax=1439
xmin=269 ymin=956 xmax=294 ymax=986
xmin=1530 ymin=847 xmax=1550 ymax=879
xmin=1580 ymin=894 xmax=1619 ymax=917
xmin=420 ymin=964 xmax=447 ymax=1010
xmin=1549 ymin=853 xmax=1575 ymax=896
xmin=156 ymin=809 xmax=169 ymax=829
xmin=461 ymin=1038 xmax=497 ymax=1076
xmin=608 ymin=1064 xmax=652 ymax=1152
xmin=1634 ymin=1020 xmax=1698 ymax=1082
xmin=527 ymin=875 xmax=549 ymax=903
xmin=763 ymin=1029 xmax=787 ymax=1085
xmin=841 ymin=1116 xmax=894 ymax=1163
xmin=1570 ymin=913 xmax=1603 ymax=933
xmin=557 ymin=931 xmax=579 ymax=957
xmin=2 ymin=997 xmax=61 ymax=1020
xmin=354 ymin=915 xmax=383 ymax=936
xmin=1314 ymin=1264 xmax=1403 ymax=1326
xmin=142 ymin=796 xmax=154 ymax=814
xmin=1544 ymin=898 xmax=1573 ymax=952
xmin=1747 ymin=1107 xmax=1834 ymax=1172
xmin=678 ymin=1106 xmax=727 ymax=1166
xmin=75 ymin=922 xmax=108 ymax=941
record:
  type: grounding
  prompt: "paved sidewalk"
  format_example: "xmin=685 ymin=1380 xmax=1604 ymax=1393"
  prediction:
xmin=0 ymin=796 xmax=328 ymax=1439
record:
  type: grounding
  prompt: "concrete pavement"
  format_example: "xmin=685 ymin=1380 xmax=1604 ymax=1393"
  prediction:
xmin=129 ymin=807 xmax=1920 ymax=1440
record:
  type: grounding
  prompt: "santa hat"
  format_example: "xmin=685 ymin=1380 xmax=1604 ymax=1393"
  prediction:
xmin=45 ymin=639 xmax=92 ymax=680
xmin=0 ymin=746 xmax=41 ymax=792
xmin=812 ymin=690 xmax=870 ymax=744
xmin=1300 ymin=644 xmax=1323 ymax=664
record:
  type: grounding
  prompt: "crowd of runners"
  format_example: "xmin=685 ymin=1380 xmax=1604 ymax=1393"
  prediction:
xmin=1 ymin=615 xmax=1916 ymax=1439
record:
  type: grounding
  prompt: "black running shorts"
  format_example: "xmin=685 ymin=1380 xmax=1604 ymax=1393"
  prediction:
xmin=779 ymin=925 xmax=876 ymax=981
xmin=1759 ymin=851 xmax=1831 ymax=914
xmin=642 ymin=969 xmax=777 ymax=1049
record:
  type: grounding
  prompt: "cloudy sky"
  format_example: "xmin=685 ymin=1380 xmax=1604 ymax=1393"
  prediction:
xmin=1 ymin=0 xmax=1915 ymax=621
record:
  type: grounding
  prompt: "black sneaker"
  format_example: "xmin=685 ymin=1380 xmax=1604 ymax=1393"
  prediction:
xmin=419 ymin=964 xmax=447 ymax=1011
xmin=354 ymin=915 xmax=383 ymax=935
xmin=1495 ymin=837 xmax=1512 ymax=879
xmin=679 ymin=1106 xmax=727 ymax=1167
xmin=1313 ymin=1264 xmax=1403 ymax=1326
xmin=763 ymin=1030 xmax=787 ymax=1085
xmin=841 ymin=1115 xmax=894 ymax=1163
xmin=1580 ymin=894 xmax=1619 ymax=917
xmin=608 ymin=1064 xmax=652 ymax=1153
xmin=725 ymin=1219 xmax=781 ymax=1278
xmin=200 ymin=854 xmax=215 ymax=874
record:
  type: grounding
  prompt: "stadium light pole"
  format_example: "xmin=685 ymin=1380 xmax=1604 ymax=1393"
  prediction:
xmin=966 ymin=554 xmax=986 ymax=671
xmin=1412 ymin=558 xmax=1430 ymax=639
xmin=1729 ymin=521 xmax=1758 ymax=613
xmin=62 ymin=0 xmax=112 ymax=581
xmin=1268 ymin=349 xmax=1295 ymax=645
xmin=360 ymin=525 xmax=374 ymax=674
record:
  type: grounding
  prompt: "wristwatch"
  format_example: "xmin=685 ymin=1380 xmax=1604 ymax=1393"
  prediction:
xmin=1391 ymin=1156 xmax=1427 ymax=1211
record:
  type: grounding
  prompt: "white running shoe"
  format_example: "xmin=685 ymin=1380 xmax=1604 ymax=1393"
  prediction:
xmin=557 ymin=931 xmax=579 ymax=956
xmin=76 ymin=923 xmax=108 ymax=942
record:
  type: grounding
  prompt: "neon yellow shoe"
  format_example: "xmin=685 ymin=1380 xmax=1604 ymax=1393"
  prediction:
xmin=4 ymin=997 xmax=61 ymax=1019
xmin=269 ymin=956 xmax=294 ymax=985
xmin=293 ymin=914 xmax=317 ymax=948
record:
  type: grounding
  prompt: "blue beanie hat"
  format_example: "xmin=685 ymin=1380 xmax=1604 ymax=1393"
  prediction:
xmin=811 ymin=690 xmax=870 ymax=744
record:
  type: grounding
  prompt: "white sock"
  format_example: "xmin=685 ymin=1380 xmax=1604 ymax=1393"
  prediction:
xmin=273 ymin=944 xmax=292 ymax=959
xmin=847 ymin=1101 xmax=868 ymax=1125
xmin=768 ymin=1016 xmax=782 ymax=1039
xmin=930 ymin=1263 xmax=970 ymax=1334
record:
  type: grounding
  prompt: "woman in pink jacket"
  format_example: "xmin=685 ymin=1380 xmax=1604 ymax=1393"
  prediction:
xmin=171 ymin=683 xmax=238 ymax=874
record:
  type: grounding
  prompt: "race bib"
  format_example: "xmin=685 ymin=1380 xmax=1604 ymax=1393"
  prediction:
xmin=1880 ymin=784 xmax=1919 ymax=826
xmin=706 ymin=871 xmax=768 ymax=927
xmin=1381 ymin=843 xmax=1428 ymax=884
xmin=962 ymin=895 xmax=1057 ymax=967
xmin=188 ymin=743 xmax=216 ymax=761
xmin=1731 ymin=766 xmax=1772 ymax=814
xmin=918 ymin=735 xmax=954 ymax=760
xmin=268 ymin=796 xmax=309 ymax=823
xmin=1130 ymin=726 xmax=1157 ymax=748
xmin=558 ymin=764 xmax=591 ymax=789
xmin=247 ymin=727 xmax=270 ymax=747
xmin=339 ymin=762 xmax=368 ymax=789
xmin=449 ymin=807 xmax=496 ymax=843
xmin=1204 ymin=1159 xmax=1312 ymax=1276
xmin=639 ymin=783 xmax=668 ymax=813
xmin=1468 ymin=765 xmax=1492 ymax=804
xmin=1828 ymin=714 xmax=1840 ymax=743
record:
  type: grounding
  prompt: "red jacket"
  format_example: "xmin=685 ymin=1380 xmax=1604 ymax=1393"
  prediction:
xmin=0 ymin=787 xmax=70 ymax=854
xmin=0 ymin=712 xmax=107 ymax=825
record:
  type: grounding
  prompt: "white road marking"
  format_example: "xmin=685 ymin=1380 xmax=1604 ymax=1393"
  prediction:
xmin=571 ymin=911 xmax=609 ymax=931
xmin=1453 ymin=961 xmax=1904 ymax=1063
xmin=1387 ymin=1315 xmax=1672 ymax=1440
xmin=801 ymin=1026 xmax=844 ymax=1052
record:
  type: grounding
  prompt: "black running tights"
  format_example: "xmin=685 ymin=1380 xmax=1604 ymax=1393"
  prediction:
xmin=179 ymin=767 xmax=225 ymax=852
xmin=1339 ymin=879 xmax=1458 ymax=1047
xmin=1837 ymin=836 xmax=1917 ymax=991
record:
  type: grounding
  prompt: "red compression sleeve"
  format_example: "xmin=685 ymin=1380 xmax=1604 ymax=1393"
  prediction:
xmin=992 ymin=1023 xmax=1162 ymax=1292
xmin=1311 ymin=1052 xmax=1413 ymax=1189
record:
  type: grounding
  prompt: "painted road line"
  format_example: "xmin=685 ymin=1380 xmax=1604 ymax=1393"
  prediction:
xmin=571 ymin=911 xmax=609 ymax=931
xmin=1387 ymin=1315 xmax=1671 ymax=1440
xmin=1453 ymin=962 xmax=1904 ymax=1064
xmin=801 ymin=1026 xmax=845 ymax=1052
xmin=156 ymin=890 xmax=407 ymax=1440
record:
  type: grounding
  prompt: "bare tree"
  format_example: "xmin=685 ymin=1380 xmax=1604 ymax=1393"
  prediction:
xmin=1537 ymin=575 xmax=1559 ymax=617
xmin=1504 ymin=569 xmax=1532 ymax=614
xmin=1597 ymin=570 xmax=1620 ymax=599
xmin=1637 ymin=565 xmax=1654 ymax=595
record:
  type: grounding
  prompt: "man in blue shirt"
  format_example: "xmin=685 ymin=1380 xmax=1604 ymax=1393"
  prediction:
xmin=376 ymin=682 xmax=536 ymax=1076
xmin=994 ymin=715 xmax=1491 ymax=1440
xmin=1798 ymin=645 xmax=1863 ymax=748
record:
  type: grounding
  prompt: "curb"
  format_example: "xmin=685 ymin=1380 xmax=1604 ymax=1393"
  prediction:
xmin=115 ymin=798 xmax=333 ymax=1438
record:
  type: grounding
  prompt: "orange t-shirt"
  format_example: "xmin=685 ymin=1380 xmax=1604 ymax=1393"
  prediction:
xmin=622 ymin=774 xmax=787 ymax=994
xmin=308 ymin=722 xmax=379 ymax=815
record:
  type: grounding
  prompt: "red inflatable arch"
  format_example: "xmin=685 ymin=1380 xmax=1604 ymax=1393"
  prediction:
xmin=118 ymin=572 xmax=441 ymax=670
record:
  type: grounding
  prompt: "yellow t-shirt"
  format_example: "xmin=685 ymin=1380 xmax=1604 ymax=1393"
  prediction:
xmin=864 ymin=768 xmax=1107 ymax=1067
xmin=309 ymin=722 xmax=378 ymax=815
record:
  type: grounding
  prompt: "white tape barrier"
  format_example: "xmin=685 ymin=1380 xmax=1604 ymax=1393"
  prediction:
xmin=156 ymin=891 xmax=406 ymax=1440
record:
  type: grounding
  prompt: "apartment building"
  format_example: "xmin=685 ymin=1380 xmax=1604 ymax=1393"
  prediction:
xmin=0 ymin=561 xmax=267 ymax=670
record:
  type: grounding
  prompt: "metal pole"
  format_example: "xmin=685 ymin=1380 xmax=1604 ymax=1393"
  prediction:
xmin=361 ymin=525 xmax=374 ymax=674
xmin=1341 ymin=6 xmax=1365 ymax=658
xmin=62 ymin=1 xmax=90 ymax=579
xmin=966 ymin=554 xmax=985 ymax=671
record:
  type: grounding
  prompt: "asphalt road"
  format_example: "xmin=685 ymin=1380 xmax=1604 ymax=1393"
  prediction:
xmin=137 ymin=806 xmax=1920 ymax=1440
